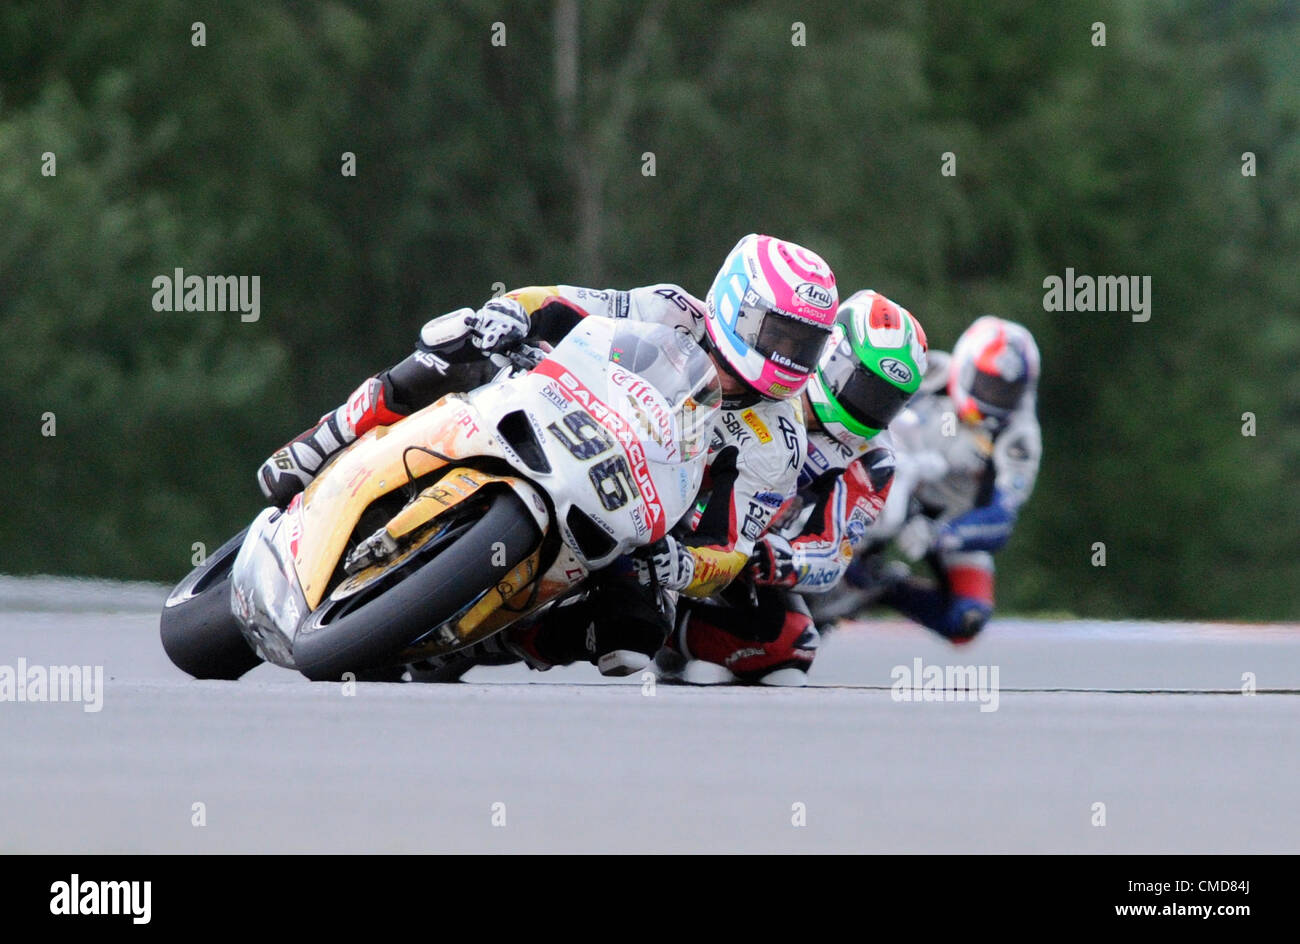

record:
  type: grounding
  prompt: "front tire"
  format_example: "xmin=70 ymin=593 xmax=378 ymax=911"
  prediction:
xmin=160 ymin=528 xmax=263 ymax=680
xmin=291 ymin=490 xmax=541 ymax=682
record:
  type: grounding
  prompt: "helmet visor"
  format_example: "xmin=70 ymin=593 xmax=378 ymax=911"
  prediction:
xmin=837 ymin=366 xmax=913 ymax=433
xmin=820 ymin=338 xmax=913 ymax=436
xmin=753 ymin=310 xmax=831 ymax=375
xmin=968 ymin=366 xmax=1026 ymax=415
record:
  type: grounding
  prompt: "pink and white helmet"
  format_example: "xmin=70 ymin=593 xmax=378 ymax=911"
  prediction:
xmin=704 ymin=234 xmax=838 ymax=400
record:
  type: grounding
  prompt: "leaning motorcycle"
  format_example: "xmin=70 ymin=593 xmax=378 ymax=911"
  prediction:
xmin=160 ymin=317 xmax=721 ymax=681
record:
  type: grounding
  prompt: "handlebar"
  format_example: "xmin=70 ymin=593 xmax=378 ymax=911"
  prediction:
xmin=506 ymin=343 xmax=547 ymax=371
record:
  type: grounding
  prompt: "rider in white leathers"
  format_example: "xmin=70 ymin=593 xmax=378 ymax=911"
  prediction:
xmin=844 ymin=316 xmax=1041 ymax=642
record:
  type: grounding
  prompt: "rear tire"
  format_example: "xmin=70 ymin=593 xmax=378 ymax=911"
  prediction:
xmin=292 ymin=490 xmax=541 ymax=682
xmin=160 ymin=528 xmax=263 ymax=680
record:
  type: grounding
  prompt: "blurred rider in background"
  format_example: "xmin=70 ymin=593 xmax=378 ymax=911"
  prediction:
xmin=833 ymin=315 xmax=1041 ymax=643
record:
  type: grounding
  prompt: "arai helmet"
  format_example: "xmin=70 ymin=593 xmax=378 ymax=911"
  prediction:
xmin=807 ymin=289 xmax=928 ymax=450
xmin=948 ymin=315 xmax=1039 ymax=426
xmin=705 ymin=234 xmax=838 ymax=400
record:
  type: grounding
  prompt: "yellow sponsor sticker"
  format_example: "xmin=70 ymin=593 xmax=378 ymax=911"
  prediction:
xmin=767 ymin=381 xmax=792 ymax=398
xmin=741 ymin=409 xmax=772 ymax=444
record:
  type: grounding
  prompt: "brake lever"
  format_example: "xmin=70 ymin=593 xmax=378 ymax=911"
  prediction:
xmin=506 ymin=344 xmax=547 ymax=372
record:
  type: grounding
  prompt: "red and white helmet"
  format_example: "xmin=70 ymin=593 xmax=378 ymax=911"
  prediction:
xmin=704 ymin=234 xmax=838 ymax=400
xmin=948 ymin=315 xmax=1040 ymax=425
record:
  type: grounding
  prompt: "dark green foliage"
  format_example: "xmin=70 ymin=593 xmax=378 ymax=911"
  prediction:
xmin=1 ymin=0 xmax=1295 ymax=617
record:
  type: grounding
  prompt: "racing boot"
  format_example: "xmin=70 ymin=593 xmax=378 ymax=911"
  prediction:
xmin=660 ymin=596 xmax=820 ymax=686
xmin=514 ymin=576 xmax=672 ymax=677
xmin=257 ymin=376 xmax=407 ymax=507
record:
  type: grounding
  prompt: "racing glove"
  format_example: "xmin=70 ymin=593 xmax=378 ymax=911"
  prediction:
xmin=468 ymin=298 xmax=530 ymax=353
xmin=895 ymin=515 xmax=937 ymax=562
xmin=633 ymin=536 xmax=696 ymax=592
xmin=750 ymin=534 xmax=797 ymax=588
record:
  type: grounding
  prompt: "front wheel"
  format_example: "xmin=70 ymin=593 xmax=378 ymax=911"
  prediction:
xmin=291 ymin=490 xmax=541 ymax=681
xmin=160 ymin=528 xmax=263 ymax=680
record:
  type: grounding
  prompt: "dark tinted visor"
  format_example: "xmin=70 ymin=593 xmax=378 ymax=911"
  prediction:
xmin=755 ymin=313 xmax=830 ymax=374
xmin=970 ymin=366 xmax=1026 ymax=414
xmin=837 ymin=366 xmax=914 ymax=432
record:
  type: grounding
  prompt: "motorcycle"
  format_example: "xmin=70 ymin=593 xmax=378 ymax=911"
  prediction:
xmin=160 ymin=316 xmax=721 ymax=681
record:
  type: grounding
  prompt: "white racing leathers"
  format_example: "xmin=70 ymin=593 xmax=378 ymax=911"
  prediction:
xmin=863 ymin=350 xmax=1041 ymax=640
xmin=684 ymin=393 xmax=805 ymax=596
xmin=764 ymin=428 xmax=896 ymax=593
xmin=660 ymin=423 xmax=892 ymax=685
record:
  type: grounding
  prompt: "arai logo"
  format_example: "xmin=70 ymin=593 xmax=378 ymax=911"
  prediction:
xmin=879 ymin=357 xmax=913 ymax=384
xmin=794 ymin=281 xmax=835 ymax=310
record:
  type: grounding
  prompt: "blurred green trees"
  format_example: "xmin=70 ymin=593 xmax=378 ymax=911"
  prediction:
xmin=1 ymin=0 xmax=1296 ymax=617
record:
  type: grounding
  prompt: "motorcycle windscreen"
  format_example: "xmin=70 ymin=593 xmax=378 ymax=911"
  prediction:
xmin=601 ymin=322 xmax=721 ymax=464
xmin=541 ymin=317 xmax=721 ymax=466
xmin=537 ymin=317 xmax=721 ymax=543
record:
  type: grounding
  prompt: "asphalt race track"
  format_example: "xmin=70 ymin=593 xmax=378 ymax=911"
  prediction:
xmin=2 ymin=576 xmax=1297 ymax=853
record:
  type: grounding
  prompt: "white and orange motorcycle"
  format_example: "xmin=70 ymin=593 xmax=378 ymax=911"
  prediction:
xmin=160 ymin=317 xmax=721 ymax=681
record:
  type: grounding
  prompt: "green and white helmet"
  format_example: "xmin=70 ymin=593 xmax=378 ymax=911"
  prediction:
xmin=806 ymin=289 xmax=928 ymax=450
